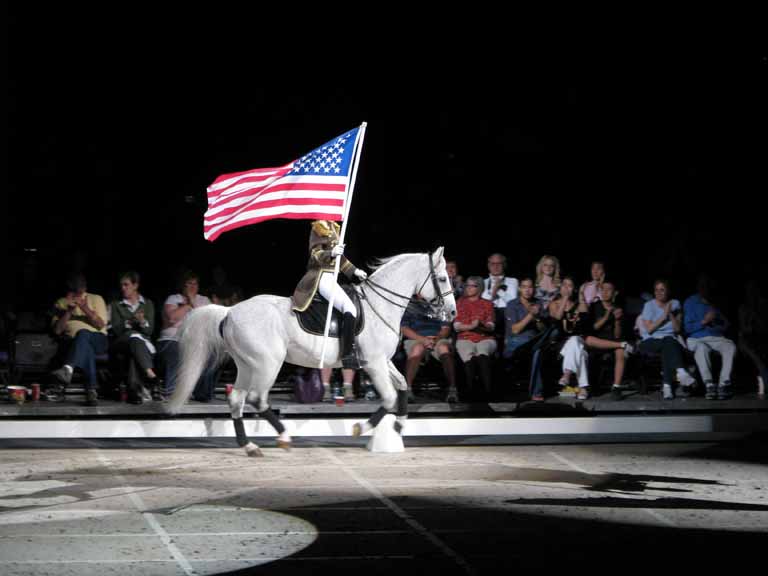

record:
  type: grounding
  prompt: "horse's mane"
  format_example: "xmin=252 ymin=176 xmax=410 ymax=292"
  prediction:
xmin=367 ymin=253 xmax=423 ymax=273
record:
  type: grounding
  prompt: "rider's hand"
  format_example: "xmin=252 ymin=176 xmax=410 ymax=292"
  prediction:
xmin=331 ymin=244 xmax=345 ymax=258
xmin=354 ymin=269 xmax=368 ymax=282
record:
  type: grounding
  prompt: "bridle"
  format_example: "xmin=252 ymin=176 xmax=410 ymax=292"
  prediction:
xmin=417 ymin=251 xmax=454 ymax=313
xmin=360 ymin=253 xmax=454 ymax=333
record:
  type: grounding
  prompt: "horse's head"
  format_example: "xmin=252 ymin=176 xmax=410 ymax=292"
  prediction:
xmin=418 ymin=247 xmax=457 ymax=322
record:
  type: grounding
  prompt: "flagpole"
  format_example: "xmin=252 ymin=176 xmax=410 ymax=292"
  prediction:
xmin=319 ymin=122 xmax=367 ymax=369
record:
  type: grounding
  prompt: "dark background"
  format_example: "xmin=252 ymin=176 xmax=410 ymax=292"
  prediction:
xmin=4 ymin=8 xmax=768 ymax=320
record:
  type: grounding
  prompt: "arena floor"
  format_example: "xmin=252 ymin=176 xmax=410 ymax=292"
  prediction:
xmin=1 ymin=437 xmax=767 ymax=575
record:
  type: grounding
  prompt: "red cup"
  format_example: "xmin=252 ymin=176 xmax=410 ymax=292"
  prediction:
xmin=334 ymin=396 xmax=344 ymax=407
xmin=8 ymin=386 xmax=26 ymax=405
xmin=31 ymin=383 xmax=40 ymax=402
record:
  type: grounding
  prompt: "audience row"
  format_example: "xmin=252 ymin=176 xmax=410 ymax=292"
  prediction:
xmin=4 ymin=251 xmax=767 ymax=406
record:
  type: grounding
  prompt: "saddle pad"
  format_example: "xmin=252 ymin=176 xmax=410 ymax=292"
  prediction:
xmin=295 ymin=286 xmax=364 ymax=337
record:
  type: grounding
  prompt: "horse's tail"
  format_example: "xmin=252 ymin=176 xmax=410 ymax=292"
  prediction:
xmin=166 ymin=305 xmax=231 ymax=415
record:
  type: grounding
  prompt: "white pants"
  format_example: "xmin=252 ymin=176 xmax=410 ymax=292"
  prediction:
xmin=561 ymin=336 xmax=589 ymax=388
xmin=318 ymin=273 xmax=357 ymax=317
xmin=687 ymin=336 xmax=736 ymax=383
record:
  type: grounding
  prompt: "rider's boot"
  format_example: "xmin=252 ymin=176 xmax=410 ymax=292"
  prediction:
xmin=340 ymin=312 xmax=361 ymax=370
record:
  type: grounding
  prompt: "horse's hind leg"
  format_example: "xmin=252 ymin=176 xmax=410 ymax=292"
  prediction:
xmin=226 ymin=316 xmax=288 ymax=456
xmin=228 ymin=382 xmax=263 ymax=457
xmin=247 ymin=389 xmax=292 ymax=451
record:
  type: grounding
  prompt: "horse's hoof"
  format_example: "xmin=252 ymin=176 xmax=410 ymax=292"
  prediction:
xmin=244 ymin=443 xmax=263 ymax=457
xmin=352 ymin=422 xmax=362 ymax=437
xmin=276 ymin=439 xmax=292 ymax=451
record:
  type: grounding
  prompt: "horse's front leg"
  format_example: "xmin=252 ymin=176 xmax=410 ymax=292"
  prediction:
xmin=248 ymin=390 xmax=292 ymax=451
xmin=352 ymin=359 xmax=396 ymax=437
xmin=387 ymin=359 xmax=409 ymax=435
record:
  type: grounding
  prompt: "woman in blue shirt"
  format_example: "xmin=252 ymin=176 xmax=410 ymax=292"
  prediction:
xmin=639 ymin=279 xmax=696 ymax=399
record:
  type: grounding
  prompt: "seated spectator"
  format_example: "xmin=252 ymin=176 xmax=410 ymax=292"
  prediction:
xmin=482 ymin=253 xmax=519 ymax=345
xmin=639 ymin=279 xmax=696 ymax=399
xmin=157 ymin=270 xmax=217 ymax=401
xmin=586 ymin=281 xmax=635 ymax=399
xmin=50 ymin=273 xmax=108 ymax=406
xmin=534 ymin=254 xmax=562 ymax=313
xmin=548 ymin=276 xmax=590 ymax=399
xmin=738 ymin=281 xmax=768 ymax=399
xmin=446 ymin=259 xmax=465 ymax=299
xmin=579 ymin=261 xmax=606 ymax=306
xmin=504 ymin=277 xmax=546 ymax=359
xmin=110 ymin=271 xmax=159 ymax=404
xmin=454 ymin=276 xmax=496 ymax=399
xmin=401 ymin=295 xmax=458 ymax=402
xmin=684 ymin=274 xmax=736 ymax=400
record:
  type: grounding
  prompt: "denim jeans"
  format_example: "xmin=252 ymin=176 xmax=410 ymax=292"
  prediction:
xmin=157 ymin=339 xmax=218 ymax=399
xmin=65 ymin=330 xmax=108 ymax=388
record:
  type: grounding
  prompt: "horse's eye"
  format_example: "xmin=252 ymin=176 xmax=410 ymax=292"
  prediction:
xmin=438 ymin=276 xmax=447 ymax=283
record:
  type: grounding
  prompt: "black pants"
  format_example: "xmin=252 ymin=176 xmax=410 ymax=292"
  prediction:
xmin=113 ymin=335 xmax=155 ymax=394
xmin=639 ymin=336 xmax=686 ymax=385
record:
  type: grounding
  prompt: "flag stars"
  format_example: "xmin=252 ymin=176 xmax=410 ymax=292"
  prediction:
xmin=282 ymin=129 xmax=356 ymax=175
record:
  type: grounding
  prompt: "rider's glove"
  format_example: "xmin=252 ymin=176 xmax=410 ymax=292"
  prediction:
xmin=354 ymin=269 xmax=368 ymax=282
xmin=330 ymin=244 xmax=345 ymax=258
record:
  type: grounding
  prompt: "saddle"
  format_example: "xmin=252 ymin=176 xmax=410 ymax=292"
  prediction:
xmin=295 ymin=285 xmax=365 ymax=337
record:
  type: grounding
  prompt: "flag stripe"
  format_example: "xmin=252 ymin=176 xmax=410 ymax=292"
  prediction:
xmin=205 ymin=195 xmax=345 ymax=225
xmin=207 ymin=164 xmax=294 ymax=194
xmin=207 ymin=180 xmax=348 ymax=211
xmin=204 ymin=206 xmax=345 ymax=241
xmin=204 ymin=127 xmax=360 ymax=241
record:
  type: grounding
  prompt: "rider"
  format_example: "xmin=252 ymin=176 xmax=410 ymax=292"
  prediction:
xmin=292 ymin=220 xmax=368 ymax=369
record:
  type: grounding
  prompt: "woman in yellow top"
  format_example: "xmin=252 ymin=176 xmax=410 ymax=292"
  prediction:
xmin=292 ymin=220 xmax=368 ymax=369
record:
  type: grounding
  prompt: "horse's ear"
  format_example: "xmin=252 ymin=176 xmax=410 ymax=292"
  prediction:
xmin=433 ymin=246 xmax=445 ymax=261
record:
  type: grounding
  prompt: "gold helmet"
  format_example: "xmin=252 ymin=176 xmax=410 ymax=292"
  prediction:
xmin=311 ymin=219 xmax=340 ymax=238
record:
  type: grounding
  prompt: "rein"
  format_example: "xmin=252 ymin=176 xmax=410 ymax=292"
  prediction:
xmin=359 ymin=253 xmax=452 ymax=335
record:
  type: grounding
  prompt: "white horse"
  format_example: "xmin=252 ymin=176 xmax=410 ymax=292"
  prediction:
xmin=166 ymin=247 xmax=457 ymax=456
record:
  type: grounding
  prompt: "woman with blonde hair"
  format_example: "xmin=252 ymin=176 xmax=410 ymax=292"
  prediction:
xmin=535 ymin=255 xmax=562 ymax=313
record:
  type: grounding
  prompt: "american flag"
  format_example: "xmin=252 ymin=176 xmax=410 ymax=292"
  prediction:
xmin=203 ymin=126 xmax=361 ymax=241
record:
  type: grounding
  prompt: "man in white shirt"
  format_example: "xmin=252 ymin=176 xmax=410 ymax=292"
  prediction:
xmin=481 ymin=253 xmax=519 ymax=347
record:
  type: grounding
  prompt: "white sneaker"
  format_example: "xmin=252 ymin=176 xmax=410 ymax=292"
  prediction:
xmin=51 ymin=365 xmax=73 ymax=385
xmin=662 ymin=383 xmax=674 ymax=400
xmin=678 ymin=370 xmax=696 ymax=388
